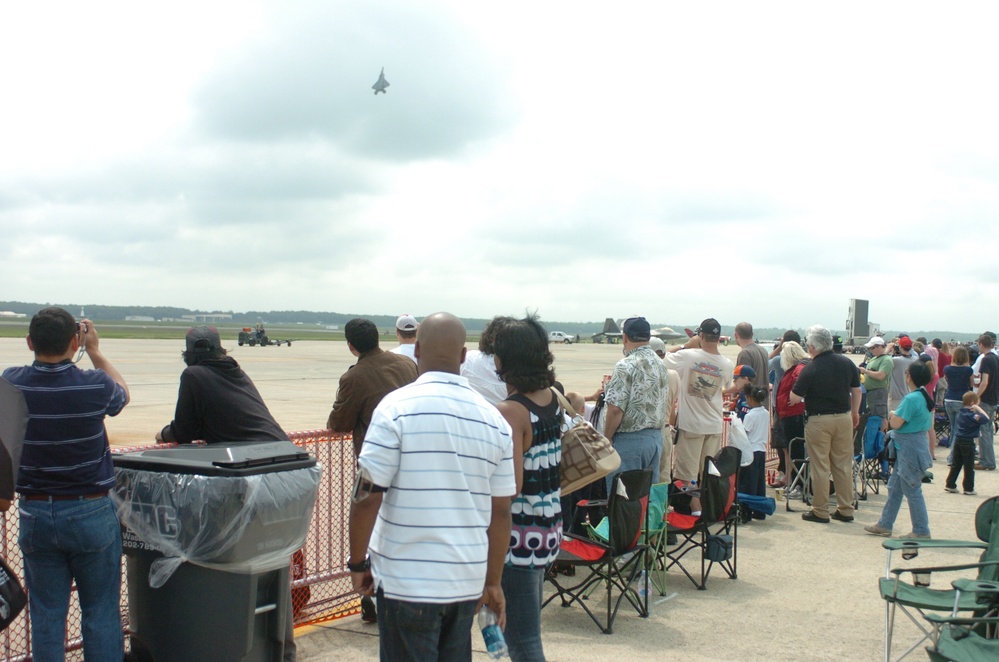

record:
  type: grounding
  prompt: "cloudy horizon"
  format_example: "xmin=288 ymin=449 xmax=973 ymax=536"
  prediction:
xmin=3 ymin=1 xmax=998 ymax=334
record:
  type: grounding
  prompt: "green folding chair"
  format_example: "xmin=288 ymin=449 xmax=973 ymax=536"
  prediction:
xmin=878 ymin=496 xmax=999 ymax=661
xmin=584 ymin=480 xmax=670 ymax=595
xmin=924 ymin=578 xmax=999 ymax=661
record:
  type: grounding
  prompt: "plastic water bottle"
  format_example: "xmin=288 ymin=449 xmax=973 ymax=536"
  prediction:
xmin=478 ymin=605 xmax=508 ymax=660
xmin=631 ymin=568 xmax=652 ymax=609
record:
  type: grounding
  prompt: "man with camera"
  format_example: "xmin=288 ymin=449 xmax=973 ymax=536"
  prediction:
xmin=664 ymin=318 xmax=735 ymax=489
xmin=2 ymin=307 xmax=129 ymax=660
xmin=888 ymin=335 xmax=918 ymax=413
xmin=858 ymin=336 xmax=893 ymax=430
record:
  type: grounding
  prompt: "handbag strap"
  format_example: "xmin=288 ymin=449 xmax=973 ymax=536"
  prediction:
xmin=551 ymin=388 xmax=579 ymax=419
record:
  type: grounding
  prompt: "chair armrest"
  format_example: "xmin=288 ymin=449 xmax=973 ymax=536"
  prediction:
xmin=889 ymin=560 xmax=999 ymax=578
xmin=882 ymin=538 xmax=987 ymax=552
xmin=951 ymin=577 xmax=999 ymax=595
xmin=925 ymin=613 xmax=999 ymax=627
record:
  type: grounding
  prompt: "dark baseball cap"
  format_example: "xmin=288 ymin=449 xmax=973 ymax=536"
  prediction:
xmin=622 ymin=316 xmax=651 ymax=341
xmin=186 ymin=326 xmax=221 ymax=353
xmin=697 ymin=318 xmax=722 ymax=337
xmin=733 ymin=364 xmax=756 ymax=379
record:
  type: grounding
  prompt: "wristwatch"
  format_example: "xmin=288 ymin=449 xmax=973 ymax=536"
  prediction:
xmin=347 ymin=557 xmax=370 ymax=573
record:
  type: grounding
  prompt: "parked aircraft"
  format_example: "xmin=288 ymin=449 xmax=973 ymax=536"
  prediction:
xmin=651 ymin=325 xmax=685 ymax=341
xmin=591 ymin=318 xmax=687 ymax=343
xmin=591 ymin=318 xmax=622 ymax=344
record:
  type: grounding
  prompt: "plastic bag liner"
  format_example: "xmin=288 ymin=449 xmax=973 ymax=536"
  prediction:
xmin=113 ymin=464 xmax=321 ymax=588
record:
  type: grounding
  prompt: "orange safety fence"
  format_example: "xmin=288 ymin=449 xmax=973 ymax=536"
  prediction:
xmin=0 ymin=430 xmax=358 ymax=661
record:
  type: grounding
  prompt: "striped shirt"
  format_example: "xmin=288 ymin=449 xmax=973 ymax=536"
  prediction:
xmin=359 ymin=371 xmax=516 ymax=604
xmin=3 ymin=360 xmax=127 ymax=496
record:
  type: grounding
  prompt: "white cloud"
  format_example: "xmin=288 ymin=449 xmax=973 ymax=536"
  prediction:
xmin=3 ymin=1 xmax=999 ymax=333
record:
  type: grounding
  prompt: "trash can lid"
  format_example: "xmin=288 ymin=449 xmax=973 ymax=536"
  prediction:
xmin=113 ymin=440 xmax=316 ymax=476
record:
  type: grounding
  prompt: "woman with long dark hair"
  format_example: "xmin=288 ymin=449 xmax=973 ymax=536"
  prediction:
xmin=493 ymin=315 xmax=562 ymax=662
xmin=865 ymin=362 xmax=936 ymax=539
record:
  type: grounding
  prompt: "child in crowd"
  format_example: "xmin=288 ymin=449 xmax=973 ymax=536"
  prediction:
xmin=739 ymin=386 xmax=770 ymax=519
xmin=943 ymin=345 xmax=974 ymax=465
xmin=729 ymin=364 xmax=756 ymax=420
xmin=944 ymin=391 xmax=989 ymax=496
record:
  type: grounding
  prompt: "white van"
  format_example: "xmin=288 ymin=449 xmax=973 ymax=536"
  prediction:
xmin=549 ymin=331 xmax=574 ymax=344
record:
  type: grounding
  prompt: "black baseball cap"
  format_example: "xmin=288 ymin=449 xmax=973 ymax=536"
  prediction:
xmin=186 ymin=326 xmax=221 ymax=353
xmin=697 ymin=318 xmax=721 ymax=338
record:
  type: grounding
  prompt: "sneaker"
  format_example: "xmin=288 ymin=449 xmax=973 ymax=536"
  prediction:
xmin=944 ymin=486 xmax=959 ymax=493
xmin=964 ymin=490 xmax=977 ymax=496
xmin=864 ymin=524 xmax=892 ymax=537
xmin=801 ymin=511 xmax=830 ymax=524
xmin=901 ymin=531 xmax=931 ymax=539
xmin=831 ymin=511 xmax=854 ymax=522
xmin=786 ymin=486 xmax=803 ymax=498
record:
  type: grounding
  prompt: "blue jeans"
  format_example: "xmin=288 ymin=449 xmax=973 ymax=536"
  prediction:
xmin=877 ymin=470 xmax=931 ymax=536
xmin=376 ymin=587 xmax=477 ymax=662
xmin=944 ymin=400 xmax=962 ymax=464
xmin=607 ymin=428 xmax=662 ymax=491
xmin=18 ymin=496 xmax=123 ymax=662
xmin=978 ymin=402 xmax=996 ymax=469
xmin=501 ymin=565 xmax=546 ymax=662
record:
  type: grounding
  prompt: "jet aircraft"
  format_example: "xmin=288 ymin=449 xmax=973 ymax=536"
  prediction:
xmin=591 ymin=318 xmax=686 ymax=343
xmin=372 ymin=68 xmax=389 ymax=94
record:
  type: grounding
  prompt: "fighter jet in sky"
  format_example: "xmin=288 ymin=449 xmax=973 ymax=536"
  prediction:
xmin=372 ymin=68 xmax=389 ymax=95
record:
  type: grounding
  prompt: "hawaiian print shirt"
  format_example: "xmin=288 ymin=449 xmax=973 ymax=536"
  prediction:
xmin=605 ymin=344 xmax=670 ymax=433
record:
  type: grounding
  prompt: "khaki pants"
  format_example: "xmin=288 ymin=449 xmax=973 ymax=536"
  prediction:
xmin=804 ymin=413 xmax=855 ymax=518
xmin=673 ymin=430 xmax=723 ymax=483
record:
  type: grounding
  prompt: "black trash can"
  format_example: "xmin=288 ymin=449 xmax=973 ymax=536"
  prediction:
xmin=112 ymin=441 xmax=321 ymax=662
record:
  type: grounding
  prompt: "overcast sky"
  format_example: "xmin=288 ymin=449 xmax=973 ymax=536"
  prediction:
xmin=3 ymin=1 xmax=998 ymax=333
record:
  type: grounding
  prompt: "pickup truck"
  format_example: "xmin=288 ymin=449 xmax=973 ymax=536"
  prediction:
xmin=549 ymin=331 xmax=574 ymax=344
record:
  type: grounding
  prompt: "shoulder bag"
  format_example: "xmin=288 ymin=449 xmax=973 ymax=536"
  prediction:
xmin=0 ymin=555 xmax=26 ymax=632
xmin=552 ymin=389 xmax=621 ymax=495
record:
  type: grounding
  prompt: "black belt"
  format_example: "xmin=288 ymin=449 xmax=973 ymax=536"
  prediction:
xmin=806 ymin=412 xmax=850 ymax=417
xmin=22 ymin=491 xmax=109 ymax=502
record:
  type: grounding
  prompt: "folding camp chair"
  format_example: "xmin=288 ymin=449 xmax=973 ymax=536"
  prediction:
xmin=543 ymin=469 xmax=652 ymax=634
xmin=785 ymin=434 xmax=860 ymax=513
xmin=924 ymin=578 xmax=999 ymax=661
xmin=642 ymin=481 xmax=670 ymax=596
xmin=860 ymin=415 xmax=888 ymax=497
xmin=878 ymin=496 xmax=999 ymax=661
xmin=585 ymin=480 xmax=670 ymax=596
xmin=664 ymin=446 xmax=741 ymax=590
xmin=784 ymin=436 xmax=809 ymax=512
xmin=934 ymin=404 xmax=952 ymax=448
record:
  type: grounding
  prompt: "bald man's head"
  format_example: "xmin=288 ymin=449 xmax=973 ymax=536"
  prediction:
xmin=415 ymin=312 xmax=467 ymax=375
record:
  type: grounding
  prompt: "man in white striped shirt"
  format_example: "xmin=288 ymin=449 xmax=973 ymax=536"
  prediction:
xmin=349 ymin=312 xmax=516 ymax=662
